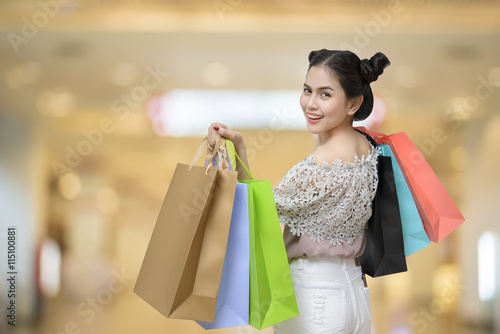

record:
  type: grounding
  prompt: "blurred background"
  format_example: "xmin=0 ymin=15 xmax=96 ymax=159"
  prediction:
xmin=0 ymin=0 xmax=499 ymax=333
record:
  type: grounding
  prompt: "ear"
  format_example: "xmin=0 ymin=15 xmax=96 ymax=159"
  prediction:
xmin=347 ymin=95 xmax=363 ymax=116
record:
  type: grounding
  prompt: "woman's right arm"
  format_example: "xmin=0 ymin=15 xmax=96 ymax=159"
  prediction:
xmin=207 ymin=122 xmax=251 ymax=180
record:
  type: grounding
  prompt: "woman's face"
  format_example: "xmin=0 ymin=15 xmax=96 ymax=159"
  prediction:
xmin=300 ymin=65 xmax=356 ymax=135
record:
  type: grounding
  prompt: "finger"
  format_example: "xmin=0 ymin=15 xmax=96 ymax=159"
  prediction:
xmin=215 ymin=126 xmax=228 ymax=137
xmin=207 ymin=126 xmax=220 ymax=147
xmin=217 ymin=127 xmax=238 ymax=142
xmin=212 ymin=123 xmax=227 ymax=136
xmin=212 ymin=123 xmax=228 ymax=132
xmin=208 ymin=132 xmax=219 ymax=143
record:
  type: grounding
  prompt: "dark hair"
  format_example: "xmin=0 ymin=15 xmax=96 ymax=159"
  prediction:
xmin=307 ymin=49 xmax=390 ymax=121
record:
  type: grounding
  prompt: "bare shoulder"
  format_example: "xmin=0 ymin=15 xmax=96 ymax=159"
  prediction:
xmin=354 ymin=131 xmax=373 ymax=157
xmin=312 ymin=131 xmax=373 ymax=165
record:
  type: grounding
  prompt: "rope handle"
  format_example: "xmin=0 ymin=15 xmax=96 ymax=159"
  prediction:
xmin=188 ymin=137 xmax=228 ymax=174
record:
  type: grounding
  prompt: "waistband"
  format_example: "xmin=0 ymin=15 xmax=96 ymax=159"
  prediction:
xmin=289 ymin=256 xmax=363 ymax=281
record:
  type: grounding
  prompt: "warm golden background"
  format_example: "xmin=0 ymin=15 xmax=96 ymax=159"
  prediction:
xmin=1 ymin=0 xmax=499 ymax=333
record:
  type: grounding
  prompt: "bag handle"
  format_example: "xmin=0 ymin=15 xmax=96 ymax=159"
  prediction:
xmin=209 ymin=137 xmax=229 ymax=172
xmin=354 ymin=128 xmax=379 ymax=147
xmin=232 ymin=148 xmax=255 ymax=181
xmin=216 ymin=141 xmax=230 ymax=171
xmin=188 ymin=137 xmax=227 ymax=173
xmin=354 ymin=126 xmax=390 ymax=143
xmin=225 ymin=139 xmax=237 ymax=172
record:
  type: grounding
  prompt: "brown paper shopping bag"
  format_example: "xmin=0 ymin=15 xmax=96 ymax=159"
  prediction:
xmin=134 ymin=138 xmax=238 ymax=322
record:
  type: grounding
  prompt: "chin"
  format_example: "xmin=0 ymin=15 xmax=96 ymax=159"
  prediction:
xmin=306 ymin=124 xmax=322 ymax=135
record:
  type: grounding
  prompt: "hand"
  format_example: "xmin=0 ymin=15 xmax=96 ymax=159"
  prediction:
xmin=207 ymin=122 xmax=250 ymax=180
xmin=207 ymin=122 xmax=246 ymax=153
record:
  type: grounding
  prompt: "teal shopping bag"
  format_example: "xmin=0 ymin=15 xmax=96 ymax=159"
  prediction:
xmin=379 ymin=145 xmax=430 ymax=256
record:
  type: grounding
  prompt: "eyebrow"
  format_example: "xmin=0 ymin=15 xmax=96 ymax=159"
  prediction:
xmin=303 ymin=83 xmax=334 ymax=91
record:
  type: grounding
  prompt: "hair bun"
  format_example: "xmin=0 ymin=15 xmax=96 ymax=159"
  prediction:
xmin=360 ymin=52 xmax=391 ymax=83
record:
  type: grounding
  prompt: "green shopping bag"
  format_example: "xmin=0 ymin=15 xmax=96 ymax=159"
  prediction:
xmin=230 ymin=148 xmax=299 ymax=330
xmin=225 ymin=139 xmax=237 ymax=172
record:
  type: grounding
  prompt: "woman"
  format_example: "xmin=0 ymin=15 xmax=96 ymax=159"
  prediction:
xmin=207 ymin=49 xmax=390 ymax=334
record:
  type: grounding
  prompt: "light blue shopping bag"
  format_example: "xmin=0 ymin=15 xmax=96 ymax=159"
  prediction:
xmin=196 ymin=178 xmax=250 ymax=329
xmin=379 ymin=145 xmax=431 ymax=256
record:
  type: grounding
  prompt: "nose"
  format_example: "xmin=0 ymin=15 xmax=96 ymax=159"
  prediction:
xmin=306 ymin=94 xmax=319 ymax=111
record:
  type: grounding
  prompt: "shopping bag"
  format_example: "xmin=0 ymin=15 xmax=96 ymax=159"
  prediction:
xmin=356 ymin=127 xmax=465 ymax=242
xmin=379 ymin=145 xmax=430 ymax=256
xmin=231 ymin=152 xmax=299 ymax=330
xmin=209 ymin=139 xmax=236 ymax=172
xmin=196 ymin=182 xmax=250 ymax=329
xmin=225 ymin=139 xmax=237 ymax=171
xmin=358 ymin=154 xmax=408 ymax=277
xmin=134 ymin=138 xmax=238 ymax=322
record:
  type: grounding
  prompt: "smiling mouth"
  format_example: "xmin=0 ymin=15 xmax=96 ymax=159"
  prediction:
xmin=307 ymin=114 xmax=323 ymax=122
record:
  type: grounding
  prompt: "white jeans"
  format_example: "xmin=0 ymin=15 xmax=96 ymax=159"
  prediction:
xmin=273 ymin=257 xmax=371 ymax=334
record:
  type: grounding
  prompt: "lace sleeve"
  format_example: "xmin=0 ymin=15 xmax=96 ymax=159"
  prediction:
xmin=273 ymin=147 xmax=379 ymax=245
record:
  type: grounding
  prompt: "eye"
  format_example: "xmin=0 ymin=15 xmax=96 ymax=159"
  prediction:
xmin=321 ymin=92 xmax=331 ymax=98
xmin=303 ymin=87 xmax=311 ymax=94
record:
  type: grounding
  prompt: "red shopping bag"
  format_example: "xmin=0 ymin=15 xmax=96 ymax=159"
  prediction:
xmin=356 ymin=127 xmax=465 ymax=242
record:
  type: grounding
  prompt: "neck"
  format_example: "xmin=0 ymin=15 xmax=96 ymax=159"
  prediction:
xmin=317 ymin=122 xmax=355 ymax=147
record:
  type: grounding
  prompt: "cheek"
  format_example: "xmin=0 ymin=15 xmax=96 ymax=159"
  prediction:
xmin=324 ymin=99 xmax=344 ymax=114
xmin=299 ymin=94 xmax=307 ymax=111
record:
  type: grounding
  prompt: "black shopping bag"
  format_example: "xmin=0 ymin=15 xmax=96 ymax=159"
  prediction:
xmin=359 ymin=154 xmax=408 ymax=277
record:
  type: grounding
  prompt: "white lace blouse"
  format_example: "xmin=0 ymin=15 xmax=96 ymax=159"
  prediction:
xmin=273 ymin=144 xmax=379 ymax=260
